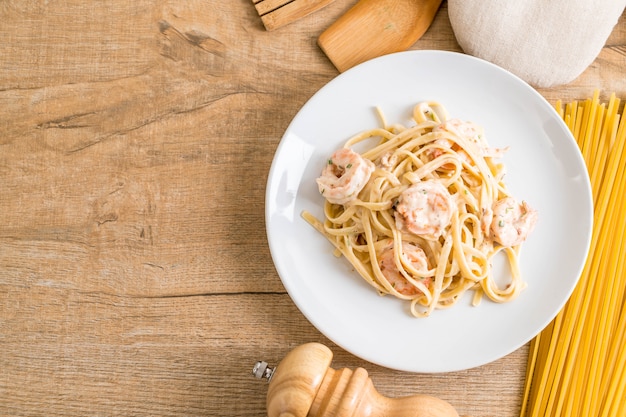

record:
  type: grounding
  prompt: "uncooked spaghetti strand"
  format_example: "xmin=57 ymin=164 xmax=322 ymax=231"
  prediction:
xmin=557 ymin=94 xmax=624 ymax=416
xmin=523 ymin=93 xmax=626 ymax=417
xmin=572 ymin=102 xmax=584 ymax=148
xmin=519 ymin=328 xmax=539 ymax=417
xmin=576 ymin=110 xmax=625 ymax=414
xmin=582 ymin=114 xmax=626 ymax=415
xmin=595 ymin=115 xmax=626 ymax=415
xmin=587 ymin=102 xmax=606 ymax=189
xmin=588 ymin=94 xmax=619 ymax=200
xmin=575 ymin=223 xmax=613 ymax=414
xmin=580 ymin=91 xmax=599 ymax=166
xmin=599 ymin=304 xmax=626 ymax=417
xmin=523 ymin=313 xmax=564 ymax=417
xmin=592 ymin=93 xmax=619 ymax=189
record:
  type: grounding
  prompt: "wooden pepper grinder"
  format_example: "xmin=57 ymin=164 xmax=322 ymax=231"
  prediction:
xmin=252 ymin=342 xmax=460 ymax=417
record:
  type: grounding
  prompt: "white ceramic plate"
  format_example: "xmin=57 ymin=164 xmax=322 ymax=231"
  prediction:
xmin=265 ymin=50 xmax=593 ymax=373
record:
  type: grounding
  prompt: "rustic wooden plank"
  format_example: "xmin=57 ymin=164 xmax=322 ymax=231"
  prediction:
xmin=0 ymin=290 xmax=527 ymax=416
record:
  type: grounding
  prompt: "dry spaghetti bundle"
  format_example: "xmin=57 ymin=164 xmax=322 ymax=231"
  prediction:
xmin=521 ymin=91 xmax=626 ymax=416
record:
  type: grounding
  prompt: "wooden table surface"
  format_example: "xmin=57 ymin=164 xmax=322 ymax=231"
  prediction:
xmin=1 ymin=2 xmax=625 ymax=416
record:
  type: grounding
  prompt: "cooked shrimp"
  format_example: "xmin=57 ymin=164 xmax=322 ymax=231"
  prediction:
xmin=490 ymin=197 xmax=538 ymax=247
xmin=431 ymin=119 xmax=508 ymax=161
xmin=316 ymin=148 xmax=375 ymax=205
xmin=378 ymin=151 xmax=397 ymax=170
xmin=435 ymin=119 xmax=482 ymax=141
xmin=395 ymin=180 xmax=455 ymax=240
xmin=379 ymin=243 xmax=430 ymax=296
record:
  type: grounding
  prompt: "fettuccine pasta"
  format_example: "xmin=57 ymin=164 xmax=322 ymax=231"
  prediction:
xmin=302 ymin=101 xmax=537 ymax=318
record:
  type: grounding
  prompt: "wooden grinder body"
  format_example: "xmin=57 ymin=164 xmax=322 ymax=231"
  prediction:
xmin=266 ymin=343 xmax=459 ymax=417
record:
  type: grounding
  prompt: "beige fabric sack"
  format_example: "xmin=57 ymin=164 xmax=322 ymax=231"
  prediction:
xmin=448 ymin=1 xmax=626 ymax=87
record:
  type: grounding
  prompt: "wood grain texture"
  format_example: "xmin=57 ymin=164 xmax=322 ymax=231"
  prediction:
xmin=318 ymin=0 xmax=443 ymax=72
xmin=255 ymin=0 xmax=337 ymax=31
xmin=1 ymin=1 xmax=625 ymax=416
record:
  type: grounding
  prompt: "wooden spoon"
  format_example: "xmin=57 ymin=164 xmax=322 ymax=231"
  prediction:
xmin=318 ymin=0 xmax=443 ymax=72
